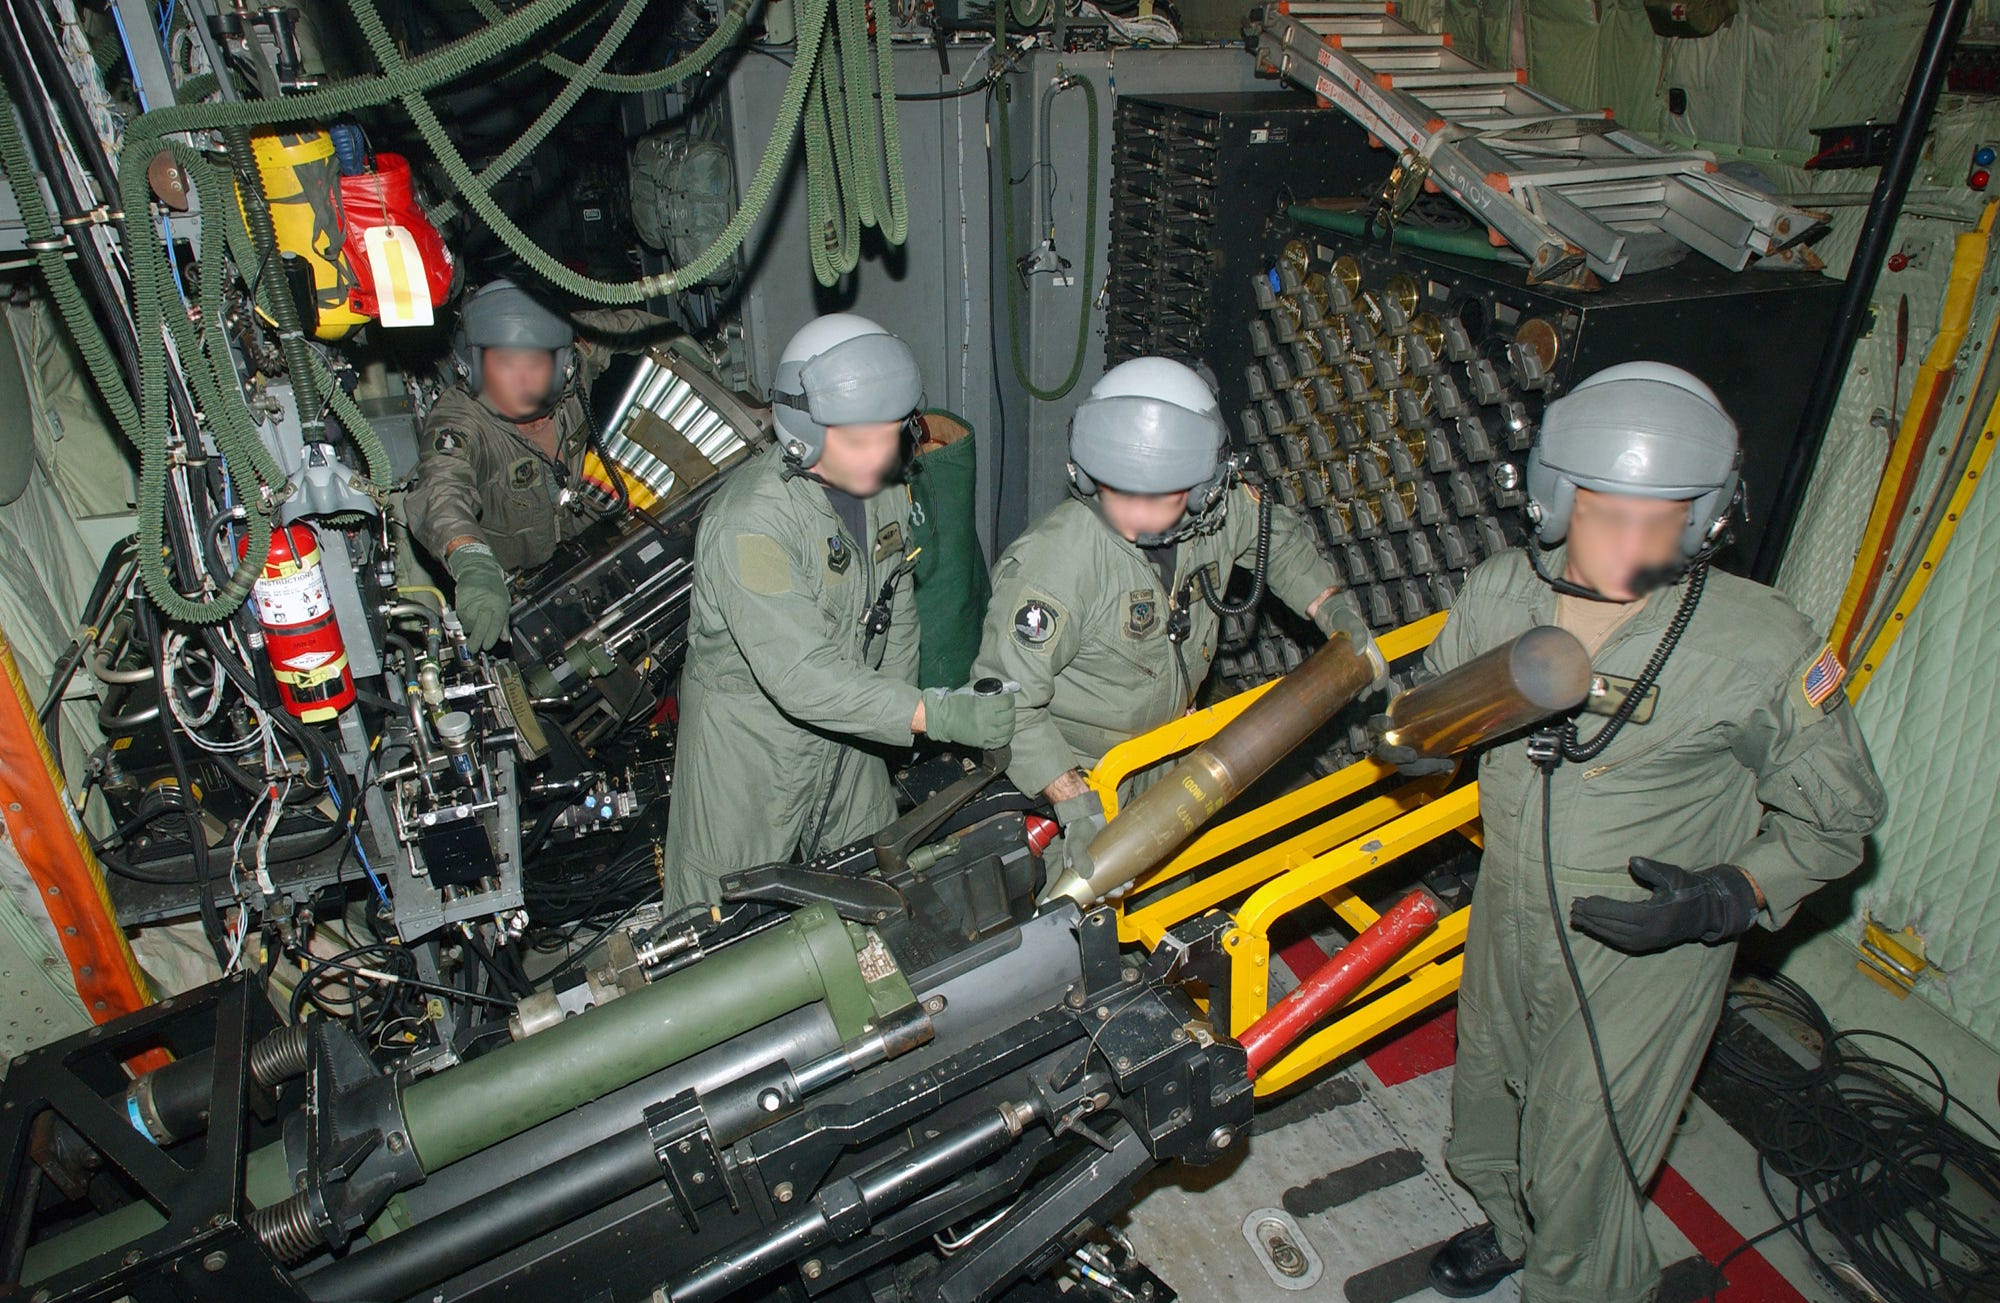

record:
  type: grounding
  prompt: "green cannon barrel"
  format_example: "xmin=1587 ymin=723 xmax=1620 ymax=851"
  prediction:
xmin=403 ymin=904 xmax=895 ymax=1171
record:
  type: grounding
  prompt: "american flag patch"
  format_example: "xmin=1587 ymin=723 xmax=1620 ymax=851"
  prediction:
xmin=1801 ymin=643 xmax=1845 ymax=709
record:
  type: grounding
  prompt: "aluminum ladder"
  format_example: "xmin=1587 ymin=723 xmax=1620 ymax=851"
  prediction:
xmin=1255 ymin=1 xmax=1821 ymax=281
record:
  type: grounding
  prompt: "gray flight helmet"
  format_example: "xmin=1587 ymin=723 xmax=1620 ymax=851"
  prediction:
xmin=451 ymin=278 xmax=577 ymax=399
xmin=1068 ymin=357 xmax=1232 ymax=516
xmin=770 ymin=314 xmax=924 ymax=469
xmin=1526 ymin=361 xmax=1742 ymax=558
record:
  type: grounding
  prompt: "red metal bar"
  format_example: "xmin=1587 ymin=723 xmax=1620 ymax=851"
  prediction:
xmin=1237 ymin=889 xmax=1444 ymax=1079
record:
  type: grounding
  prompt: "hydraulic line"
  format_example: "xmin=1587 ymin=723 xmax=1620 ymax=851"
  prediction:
xmin=993 ymin=37 xmax=1097 ymax=402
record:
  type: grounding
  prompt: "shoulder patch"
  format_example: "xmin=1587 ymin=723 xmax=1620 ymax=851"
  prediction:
xmin=1014 ymin=600 xmax=1058 ymax=647
xmin=1124 ymin=590 xmax=1161 ymax=639
xmin=733 ymin=532 xmax=794 ymax=596
xmin=431 ymin=429 xmax=466 ymax=454
xmin=1792 ymin=642 xmax=1846 ymax=716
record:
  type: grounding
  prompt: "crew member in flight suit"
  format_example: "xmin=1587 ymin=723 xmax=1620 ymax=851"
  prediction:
xmin=405 ymin=277 xmax=670 ymax=651
xmin=972 ymin=357 xmax=1381 ymax=889
xmin=662 ymin=314 xmax=1017 ymax=908
xmin=1398 ymin=363 xmax=1886 ymax=1302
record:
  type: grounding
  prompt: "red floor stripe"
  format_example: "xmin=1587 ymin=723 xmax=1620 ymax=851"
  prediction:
xmin=1275 ymin=933 xmax=1330 ymax=986
xmin=1650 ymin=1164 xmax=1809 ymax=1303
xmin=1365 ymin=1008 xmax=1458 ymax=1085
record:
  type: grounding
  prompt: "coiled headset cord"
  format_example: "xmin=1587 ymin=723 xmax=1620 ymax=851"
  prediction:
xmin=1193 ymin=490 xmax=1271 ymax=617
xmin=1529 ymin=557 xmax=1710 ymax=1205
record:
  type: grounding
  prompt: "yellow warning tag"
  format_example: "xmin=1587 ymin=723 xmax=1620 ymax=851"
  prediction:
xmin=362 ymin=224 xmax=433 ymax=327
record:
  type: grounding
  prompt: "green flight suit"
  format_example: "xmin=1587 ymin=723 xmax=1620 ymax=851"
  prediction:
xmin=972 ymin=486 xmax=1354 ymax=800
xmin=405 ymin=309 xmax=668 ymax=573
xmin=662 ymin=444 xmax=921 ymax=908
xmin=1425 ymin=548 xmax=1885 ymax=1303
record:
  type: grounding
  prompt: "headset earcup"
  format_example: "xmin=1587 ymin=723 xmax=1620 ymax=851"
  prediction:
xmin=1068 ymin=461 xmax=1096 ymax=496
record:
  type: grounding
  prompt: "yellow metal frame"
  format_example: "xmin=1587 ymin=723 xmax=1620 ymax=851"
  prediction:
xmin=1830 ymin=201 xmax=1997 ymax=664
xmin=1090 ymin=613 xmax=1478 ymax=1095
xmin=1848 ymin=398 xmax=2000 ymax=700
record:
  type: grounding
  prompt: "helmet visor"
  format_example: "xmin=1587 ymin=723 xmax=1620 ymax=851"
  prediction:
xmin=1070 ymin=395 xmax=1225 ymax=493
xmin=792 ymin=333 xmax=924 ymax=426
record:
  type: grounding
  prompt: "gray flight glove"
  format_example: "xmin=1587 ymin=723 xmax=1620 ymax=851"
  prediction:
xmin=1051 ymin=788 xmax=1109 ymax=894
xmin=922 ymin=686 xmax=1017 ymax=749
xmin=1314 ymin=595 xmax=1389 ymax=691
xmin=445 ymin=542 xmax=510 ymax=653
xmin=1367 ymin=713 xmax=1457 ymax=777
xmin=1570 ymin=858 xmax=1761 ymax=954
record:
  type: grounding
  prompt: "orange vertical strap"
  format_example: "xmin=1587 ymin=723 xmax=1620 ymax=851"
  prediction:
xmin=0 ymin=620 xmax=157 ymax=1028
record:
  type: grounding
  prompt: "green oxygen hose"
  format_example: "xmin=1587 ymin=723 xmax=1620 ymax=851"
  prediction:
xmin=464 ymin=0 xmax=756 ymax=95
xmin=348 ymin=0 xmax=832 ymax=301
xmin=0 ymin=67 xmax=274 ymax=620
xmin=872 ymin=0 xmax=909 ymax=244
xmin=427 ymin=0 xmax=652 ymax=228
xmin=994 ymin=63 xmax=1098 ymax=401
xmin=798 ymin=0 xmax=909 ymax=285
xmin=835 ymin=0 xmax=880 ymax=231
xmin=804 ymin=38 xmax=860 ymax=285
xmin=193 ymin=143 xmax=392 ymax=496
xmin=222 ymin=122 xmax=323 ymax=439
xmin=96 ymin=0 xmax=600 ymax=618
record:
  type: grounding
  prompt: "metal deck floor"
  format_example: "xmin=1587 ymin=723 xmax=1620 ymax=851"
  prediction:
xmin=1118 ymin=982 xmax=1850 ymax=1303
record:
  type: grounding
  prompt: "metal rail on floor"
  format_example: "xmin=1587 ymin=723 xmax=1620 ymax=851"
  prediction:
xmin=1090 ymin=612 xmax=1479 ymax=1095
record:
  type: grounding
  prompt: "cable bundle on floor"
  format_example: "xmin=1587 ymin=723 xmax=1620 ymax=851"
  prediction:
xmin=1704 ymin=972 xmax=2000 ymax=1303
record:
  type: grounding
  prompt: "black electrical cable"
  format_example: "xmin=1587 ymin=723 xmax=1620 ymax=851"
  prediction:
xmin=288 ymin=941 xmax=515 ymax=1027
xmin=6 ymin=0 xmax=122 ymax=213
xmin=1538 ymin=768 xmax=1648 ymax=1204
xmin=37 ymin=536 xmax=137 ymax=735
xmin=1523 ymin=557 xmax=1712 ymax=1210
xmin=0 ymin=9 xmax=142 ymax=398
xmin=1701 ymin=973 xmax=2000 ymax=1303
xmin=893 ymin=77 xmax=997 ymax=101
xmin=136 ymin=600 xmax=231 ymax=964
xmin=579 ymin=385 xmax=681 ymax=547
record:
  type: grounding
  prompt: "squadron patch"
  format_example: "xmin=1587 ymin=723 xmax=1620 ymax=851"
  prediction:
xmin=507 ymin=457 xmax=540 ymax=489
xmin=1584 ymin=672 xmax=1658 ymax=724
xmin=1014 ymin=600 xmax=1056 ymax=646
xmin=1798 ymin=642 xmax=1846 ymax=712
xmin=432 ymin=429 xmax=464 ymax=454
xmin=1125 ymin=590 xmax=1160 ymax=639
xmin=825 ymin=535 xmax=853 ymax=575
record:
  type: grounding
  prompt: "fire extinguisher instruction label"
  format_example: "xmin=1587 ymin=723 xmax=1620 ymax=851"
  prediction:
xmin=252 ymin=567 xmax=333 ymax=627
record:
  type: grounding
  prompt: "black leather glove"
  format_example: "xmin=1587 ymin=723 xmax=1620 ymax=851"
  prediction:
xmin=1367 ymin=713 xmax=1456 ymax=777
xmin=1570 ymin=858 xmax=1760 ymax=954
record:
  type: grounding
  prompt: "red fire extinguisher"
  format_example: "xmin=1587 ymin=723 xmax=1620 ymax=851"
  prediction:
xmin=238 ymin=524 xmax=356 ymax=723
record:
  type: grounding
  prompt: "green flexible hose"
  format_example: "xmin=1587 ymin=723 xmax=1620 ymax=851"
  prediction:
xmin=835 ymin=0 xmax=880 ymax=231
xmin=427 ymin=0 xmax=652 ymax=228
xmin=0 ymin=67 xmax=274 ymax=620
xmin=804 ymin=38 xmax=860 ymax=285
xmin=348 ymin=0 xmax=831 ymax=301
xmin=464 ymin=0 xmax=756 ymax=95
xmin=994 ymin=62 xmax=1098 ymax=402
xmin=222 ymin=122 xmax=324 ymax=439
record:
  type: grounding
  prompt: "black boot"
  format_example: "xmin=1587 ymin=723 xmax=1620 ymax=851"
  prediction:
xmin=1427 ymin=1223 xmax=1523 ymax=1298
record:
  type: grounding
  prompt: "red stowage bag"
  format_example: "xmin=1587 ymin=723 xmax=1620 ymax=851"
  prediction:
xmin=338 ymin=152 xmax=455 ymax=317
